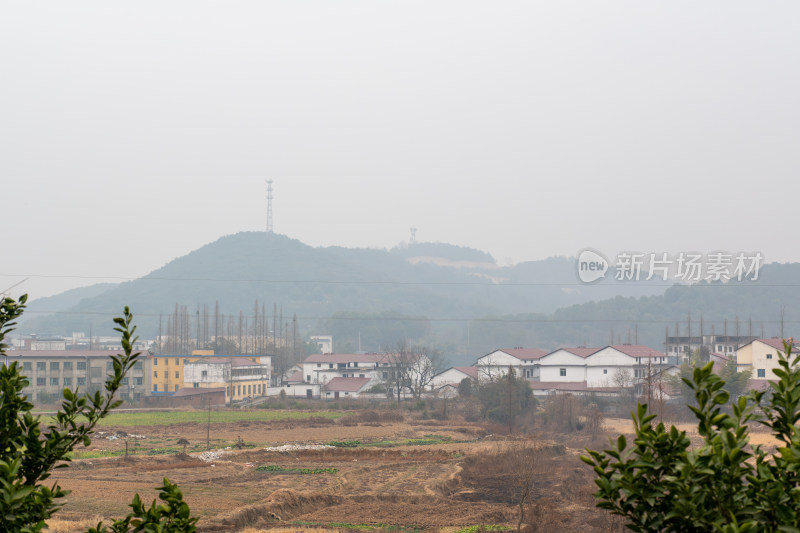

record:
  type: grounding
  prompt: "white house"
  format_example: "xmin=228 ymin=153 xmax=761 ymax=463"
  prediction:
xmin=536 ymin=347 xmax=600 ymax=383
xmin=584 ymin=345 xmax=669 ymax=388
xmin=301 ymin=353 xmax=387 ymax=386
xmin=430 ymin=366 xmax=479 ymax=388
xmin=323 ymin=377 xmax=373 ymax=399
xmin=300 ymin=352 xmax=434 ymax=397
xmin=475 ymin=348 xmax=548 ymax=380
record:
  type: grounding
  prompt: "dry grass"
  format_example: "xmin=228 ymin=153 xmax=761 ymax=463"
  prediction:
xmin=45 ymin=517 xmax=105 ymax=533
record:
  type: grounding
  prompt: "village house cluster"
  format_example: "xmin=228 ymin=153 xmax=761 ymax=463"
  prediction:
xmin=4 ymin=335 xmax=795 ymax=405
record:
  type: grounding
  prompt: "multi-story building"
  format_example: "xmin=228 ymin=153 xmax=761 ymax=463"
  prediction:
xmin=4 ymin=350 xmax=148 ymax=402
xmin=183 ymin=356 xmax=271 ymax=403
xmin=148 ymin=354 xmax=187 ymax=395
xmin=665 ymin=335 xmax=758 ymax=360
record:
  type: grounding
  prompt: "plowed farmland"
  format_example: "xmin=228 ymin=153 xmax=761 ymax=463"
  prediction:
xmin=48 ymin=409 xmax=623 ymax=532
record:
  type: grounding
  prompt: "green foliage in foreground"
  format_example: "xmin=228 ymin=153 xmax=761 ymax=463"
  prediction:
xmin=87 ymin=478 xmax=197 ymax=533
xmin=255 ymin=465 xmax=338 ymax=474
xmin=0 ymin=298 xmax=140 ymax=531
xmin=0 ymin=296 xmax=199 ymax=533
xmin=583 ymin=341 xmax=800 ymax=532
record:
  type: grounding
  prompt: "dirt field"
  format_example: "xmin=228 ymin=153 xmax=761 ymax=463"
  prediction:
xmin=48 ymin=409 xmax=624 ymax=532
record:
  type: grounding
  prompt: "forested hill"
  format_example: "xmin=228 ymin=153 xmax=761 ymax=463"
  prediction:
xmin=18 ymin=232 xmax=663 ymax=341
xmin=466 ymin=262 xmax=800 ymax=359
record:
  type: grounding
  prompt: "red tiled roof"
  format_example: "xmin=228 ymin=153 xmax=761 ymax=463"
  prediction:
xmin=710 ymin=352 xmax=731 ymax=362
xmin=286 ymin=370 xmax=304 ymax=383
xmin=325 ymin=377 xmax=371 ymax=392
xmin=453 ymin=366 xmax=479 ymax=379
xmin=554 ymin=347 xmax=601 ymax=358
xmin=5 ymin=350 xmax=128 ymax=358
xmin=499 ymin=348 xmax=548 ymax=360
xmin=757 ymin=338 xmax=797 ymax=350
xmin=609 ymin=345 xmax=665 ymax=358
xmin=173 ymin=387 xmax=225 ymax=397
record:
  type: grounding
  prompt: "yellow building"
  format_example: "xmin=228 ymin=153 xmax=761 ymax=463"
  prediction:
xmin=736 ymin=338 xmax=799 ymax=380
xmin=148 ymin=351 xmax=269 ymax=398
xmin=149 ymin=355 xmax=186 ymax=394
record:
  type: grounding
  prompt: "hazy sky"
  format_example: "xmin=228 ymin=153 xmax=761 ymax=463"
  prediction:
xmin=2 ymin=2 xmax=799 ymax=300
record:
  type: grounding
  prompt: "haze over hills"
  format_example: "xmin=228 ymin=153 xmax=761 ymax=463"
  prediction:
xmin=17 ymin=232 xmax=799 ymax=365
xmin=18 ymin=232 xmax=662 ymax=338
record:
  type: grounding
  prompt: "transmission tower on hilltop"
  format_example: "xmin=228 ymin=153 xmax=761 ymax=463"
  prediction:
xmin=265 ymin=179 xmax=274 ymax=233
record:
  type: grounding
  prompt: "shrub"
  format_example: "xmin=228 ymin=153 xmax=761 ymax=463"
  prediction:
xmin=583 ymin=341 xmax=800 ymax=532
xmin=0 ymin=296 xmax=197 ymax=532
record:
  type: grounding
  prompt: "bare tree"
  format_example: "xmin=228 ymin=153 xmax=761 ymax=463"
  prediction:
xmin=382 ymin=340 xmax=414 ymax=404
xmin=505 ymin=442 xmax=544 ymax=532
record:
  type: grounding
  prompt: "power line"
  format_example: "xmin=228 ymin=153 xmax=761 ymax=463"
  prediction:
xmin=15 ymin=308 xmax=800 ymax=326
xmin=0 ymin=273 xmax=784 ymax=288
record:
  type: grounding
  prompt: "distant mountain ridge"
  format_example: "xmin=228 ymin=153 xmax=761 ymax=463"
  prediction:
xmin=18 ymin=232 xmax=665 ymax=344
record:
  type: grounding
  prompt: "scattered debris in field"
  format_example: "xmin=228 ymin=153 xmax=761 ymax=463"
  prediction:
xmin=263 ymin=444 xmax=335 ymax=452
xmin=97 ymin=431 xmax=147 ymax=441
xmin=197 ymin=450 xmax=231 ymax=462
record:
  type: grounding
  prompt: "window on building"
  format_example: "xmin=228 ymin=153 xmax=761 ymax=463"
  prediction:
xmin=175 ymin=371 xmax=179 ymax=378
xmin=36 ymin=377 xmax=45 ymax=386
xmin=106 ymin=362 xmax=113 ymax=371
xmin=37 ymin=362 xmax=46 ymax=371
xmin=50 ymin=362 xmax=59 ymax=370
xmin=153 ymin=358 xmax=158 ymax=365
xmin=50 ymin=378 xmax=59 ymax=386
xmin=353 ymin=362 xmax=358 ymax=367
xmin=329 ymin=364 xmax=333 ymax=369
xmin=316 ymin=363 xmax=321 ymax=367
xmin=77 ymin=361 xmax=86 ymax=370
xmin=134 ymin=361 xmax=143 ymax=370
xmin=63 ymin=377 xmax=72 ymax=386
xmin=201 ymin=370 xmax=208 ymax=378
xmin=306 ymin=375 xmax=310 ymax=381
xmin=603 ymin=369 xmax=608 ymax=374
xmin=559 ymin=368 xmax=566 ymax=377
xmin=153 ymin=384 xmax=158 ymax=392
xmin=193 ymin=383 xmax=199 ymax=388
xmin=121 ymin=377 xmax=128 ymax=385
xmin=174 ymin=384 xmax=179 ymax=392
xmin=165 ymin=358 xmax=169 ymax=365
xmin=135 ymin=377 xmax=143 ymax=385
xmin=63 ymin=361 xmax=73 ymax=370
xmin=359 ymin=374 xmax=365 ymax=378
xmin=154 ymin=371 xmax=158 ymax=378
xmin=758 ymin=369 xmax=766 ymax=378
xmin=23 ymin=362 xmax=32 ymax=371
xmin=767 ymin=353 xmax=773 ymax=359
xmin=175 ymin=359 xmax=180 ymax=365
xmin=77 ymin=377 xmax=86 ymax=386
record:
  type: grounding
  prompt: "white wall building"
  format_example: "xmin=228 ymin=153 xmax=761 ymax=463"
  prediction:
xmin=430 ymin=366 xmax=479 ymax=388
xmin=475 ymin=348 xmax=547 ymax=380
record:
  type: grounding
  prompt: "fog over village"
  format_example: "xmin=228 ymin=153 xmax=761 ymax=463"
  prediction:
xmin=2 ymin=2 xmax=800 ymax=532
